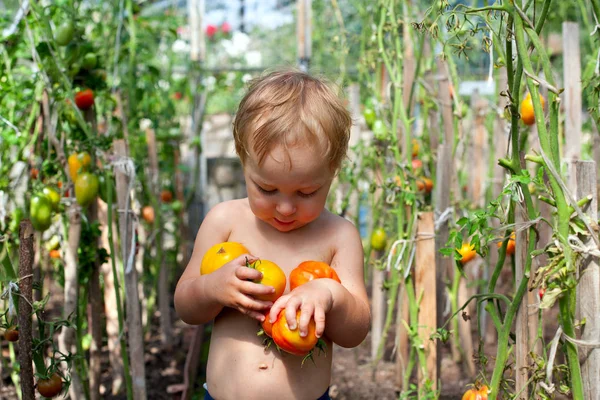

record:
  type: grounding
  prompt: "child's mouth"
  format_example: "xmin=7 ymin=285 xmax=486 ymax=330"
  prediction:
xmin=274 ymin=218 xmax=295 ymax=226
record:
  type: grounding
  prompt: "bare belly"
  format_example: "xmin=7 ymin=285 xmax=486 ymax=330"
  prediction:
xmin=205 ymin=309 xmax=332 ymax=400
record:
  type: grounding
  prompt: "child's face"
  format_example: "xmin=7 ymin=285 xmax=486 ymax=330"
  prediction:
xmin=244 ymin=144 xmax=334 ymax=232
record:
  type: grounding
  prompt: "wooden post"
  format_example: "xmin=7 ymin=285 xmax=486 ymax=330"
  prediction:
xmin=514 ymin=202 xmax=529 ymax=399
xmin=470 ymin=94 xmax=489 ymax=208
xmin=415 ymin=212 xmax=437 ymax=390
xmin=181 ymin=326 xmax=206 ymax=400
xmin=18 ymin=220 xmax=35 ymax=400
xmin=562 ymin=22 xmax=582 ymax=160
xmin=296 ymin=0 xmax=312 ymax=72
xmin=371 ymin=252 xmax=385 ymax=360
xmin=114 ymin=140 xmax=147 ymax=400
xmin=567 ymin=161 xmax=599 ymax=398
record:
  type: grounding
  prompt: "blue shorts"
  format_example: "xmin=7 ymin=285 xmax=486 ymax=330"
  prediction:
xmin=203 ymin=384 xmax=331 ymax=400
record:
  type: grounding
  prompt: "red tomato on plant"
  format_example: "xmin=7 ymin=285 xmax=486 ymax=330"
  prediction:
xmin=4 ymin=326 xmax=18 ymax=342
xmin=74 ymin=89 xmax=94 ymax=110
xmin=289 ymin=261 xmax=340 ymax=291
xmin=37 ymin=373 xmax=63 ymax=398
xmin=248 ymin=259 xmax=286 ymax=302
xmin=206 ymin=24 xmax=218 ymax=37
xmin=271 ymin=310 xmax=319 ymax=356
xmin=201 ymin=242 xmax=249 ymax=275
xmin=221 ymin=21 xmax=231 ymax=34
xmin=458 ymin=243 xmax=477 ymax=265
xmin=160 ymin=190 xmax=173 ymax=203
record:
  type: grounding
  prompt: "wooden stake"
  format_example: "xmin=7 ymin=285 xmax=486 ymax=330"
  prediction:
xmin=296 ymin=0 xmax=312 ymax=71
xmin=567 ymin=160 xmax=599 ymax=399
xmin=371 ymin=252 xmax=386 ymax=360
xmin=415 ymin=212 xmax=437 ymax=390
xmin=18 ymin=220 xmax=35 ymax=400
xmin=114 ymin=139 xmax=147 ymax=400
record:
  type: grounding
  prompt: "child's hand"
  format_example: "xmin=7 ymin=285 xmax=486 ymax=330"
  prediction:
xmin=269 ymin=279 xmax=336 ymax=339
xmin=210 ymin=254 xmax=277 ymax=321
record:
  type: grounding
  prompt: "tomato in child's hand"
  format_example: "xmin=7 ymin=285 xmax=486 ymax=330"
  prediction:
xmin=289 ymin=261 xmax=340 ymax=291
xmin=271 ymin=310 xmax=319 ymax=356
xmin=248 ymin=259 xmax=286 ymax=302
xmin=261 ymin=311 xmax=274 ymax=337
xmin=201 ymin=242 xmax=249 ymax=275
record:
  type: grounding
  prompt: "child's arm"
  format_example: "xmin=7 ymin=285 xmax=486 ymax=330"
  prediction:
xmin=174 ymin=202 xmax=276 ymax=325
xmin=269 ymin=219 xmax=370 ymax=348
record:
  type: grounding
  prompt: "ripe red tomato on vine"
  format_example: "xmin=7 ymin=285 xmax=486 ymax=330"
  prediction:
xmin=74 ymin=89 xmax=95 ymax=110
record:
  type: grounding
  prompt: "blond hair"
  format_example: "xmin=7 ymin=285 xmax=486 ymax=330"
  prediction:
xmin=233 ymin=69 xmax=352 ymax=171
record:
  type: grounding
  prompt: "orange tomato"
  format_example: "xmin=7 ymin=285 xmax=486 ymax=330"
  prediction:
xmin=248 ymin=259 xmax=286 ymax=302
xmin=68 ymin=152 xmax=92 ymax=181
xmin=462 ymin=384 xmax=488 ymax=400
xmin=520 ymin=92 xmax=545 ymax=126
xmin=4 ymin=326 xmax=19 ymax=342
xmin=411 ymin=158 xmax=423 ymax=171
xmin=261 ymin=311 xmax=274 ymax=337
xmin=417 ymin=177 xmax=433 ymax=193
xmin=141 ymin=206 xmax=155 ymax=223
xmin=458 ymin=243 xmax=477 ymax=265
xmin=271 ymin=310 xmax=319 ymax=356
xmin=289 ymin=261 xmax=340 ymax=291
xmin=497 ymin=232 xmax=516 ymax=256
xmin=200 ymin=242 xmax=249 ymax=275
xmin=49 ymin=249 xmax=61 ymax=259
xmin=30 ymin=168 xmax=39 ymax=180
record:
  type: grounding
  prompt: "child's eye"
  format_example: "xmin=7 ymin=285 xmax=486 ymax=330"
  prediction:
xmin=298 ymin=190 xmax=317 ymax=198
xmin=257 ymin=185 xmax=277 ymax=195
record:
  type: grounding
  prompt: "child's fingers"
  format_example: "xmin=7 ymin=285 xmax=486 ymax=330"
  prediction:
xmin=234 ymin=265 xmax=263 ymax=281
xmin=239 ymin=280 xmax=276 ymax=298
xmin=234 ymin=294 xmax=272 ymax=318
xmin=231 ymin=254 xmax=259 ymax=267
xmin=298 ymin=303 xmax=315 ymax=337
xmin=313 ymin=307 xmax=326 ymax=338
xmin=269 ymin=295 xmax=290 ymax=323
xmin=284 ymin=297 xmax=302 ymax=330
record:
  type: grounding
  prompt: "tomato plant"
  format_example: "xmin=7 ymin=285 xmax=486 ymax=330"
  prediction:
xmin=248 ymin=259 xmax=286 ymax=302
xmin=520 ymin=92 xmax=545 ymax=125
xmin=74 ymin=89 xmax=95 ymax=110
xmin=37 ymin=373 xmax=63 ymax=398
xmin=370 ymin=228 xmax=387 ymax=252
xmin=458 ymin=243 xmax=476 ymax=265
xmin=30 ymin=194 xmax=53 ymax=232
xmin=271 ymin=310 xmax=319 ymax=356
xmin=4 ymin=326 xmax=19 ymax=342
xmin=200 ymin=242 xmax=249 ymax=275
xmin=75 ymin=172 xmax=99 ymax=207
xmin=289 ymin=261 xmax=340 ymax=291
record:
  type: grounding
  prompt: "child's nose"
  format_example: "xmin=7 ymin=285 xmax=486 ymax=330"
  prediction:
xmin=276 ymin=200 xmax=296 ymax=216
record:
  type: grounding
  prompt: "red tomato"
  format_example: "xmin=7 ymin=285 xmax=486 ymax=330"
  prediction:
xmin=221 ymin=22 xmax=231 ymax=33
xmin=4 ymin=326 xmax=19 ymax=342
xmin=160 ymin=190 xmax=173 ymax=203
xmin=206 ymin=24 xmax=218 ymax=37
xmin=289 ymin=261 xmax=340 ymax=291
xmin=37 ymin=373 xmax=63 ymax=398
xmin=74 ymin=89 xmax=94 ymax=110
xmin=271 ymin=310 xmax=319 ymax=356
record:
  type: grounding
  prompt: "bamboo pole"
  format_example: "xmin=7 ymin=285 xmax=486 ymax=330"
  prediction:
xmin=562 ymin=22 xmax=581 ymax=160
xmin=514 ymin=201 xmax=529 ymax=399
xmin=296 ymin=0 xmax=312 ymax=72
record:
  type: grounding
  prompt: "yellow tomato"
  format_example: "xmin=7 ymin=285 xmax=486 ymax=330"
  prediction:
xmin=249 ymin=259 xmax=286 ymax=302
xmin=271 ymin=310 xmax=319 ymax=356
xmin=520 ymin=92 xmax=545 ymax=126
xmin=68 ymin=151 xmax=92 ymax=181
xmin=458 ymin=243 xmax=477 ymax=265
xmin=200 ymin=242 xmax=249 ymax=275
xmin=370 ymin=228 xmax=387 ymax=252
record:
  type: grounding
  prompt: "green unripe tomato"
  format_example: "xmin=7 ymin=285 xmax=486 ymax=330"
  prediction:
xmin=370 ymin=228 xmax=387 ymax=252
xmin=30 ymin=194 xmax=53 ymax=232
xmin=54 ymin=22 xmax=75 ymax=46
xmin=75 ymin=172 xmax=99 ymax=207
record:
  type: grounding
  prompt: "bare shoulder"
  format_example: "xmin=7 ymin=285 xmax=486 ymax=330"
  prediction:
xmin=201 ymin=198 xmax=250 ymax=235
xmin=319 ymin=210 xmax=363 ymax=255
